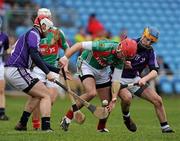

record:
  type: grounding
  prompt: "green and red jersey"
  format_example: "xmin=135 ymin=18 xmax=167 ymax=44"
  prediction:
xmin=40 ymin=26 xmax=69 ymax=66
xmin=81 ymin=40 xmax=124 ymax=70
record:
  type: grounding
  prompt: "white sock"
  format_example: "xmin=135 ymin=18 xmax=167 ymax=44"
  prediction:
xmin=161 ymin=124 xmax=170 ymax=130
xmin=65 ymin=116 xmax=71 ymax=123
xmin=123 ymin=112 xmax=130 ymax=118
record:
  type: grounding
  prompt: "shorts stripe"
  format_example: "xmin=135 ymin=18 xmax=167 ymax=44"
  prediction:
xmin=23 ymin=78 xmax=39 ymax=93
xmin=17 ymin=67 xmax=33 ymax=85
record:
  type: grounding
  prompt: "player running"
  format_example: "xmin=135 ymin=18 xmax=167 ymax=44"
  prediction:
xmin=31 ymin=8 xmax=70 ymax=130
xmin=4 ymin=15 xmax=59 ymax=131
xmin=108 ymin=27 xmax=174 ymax=133
xmin=59 ymin=38 xmax=137 ymax=132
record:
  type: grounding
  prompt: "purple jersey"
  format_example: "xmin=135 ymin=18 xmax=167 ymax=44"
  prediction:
xmin=122 ymin=38 xmax=159 ymax=78
xmin=5 ymin=28 xmax=40 ymax=68
xmin=0 ymin=32 xmax=9 ymax=64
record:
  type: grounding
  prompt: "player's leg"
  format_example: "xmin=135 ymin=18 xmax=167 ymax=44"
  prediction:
xmin=31 ymin=66 xmax=45 ymax=130
xmin=97 ymin=84 xmax=111 ymax=132
xmin=5 ymin=67 xmax=52 ymax=131
xmin=141 ymin=87 xmax=174 ymax=133
xmin=15 ymin=81 xmax=52 ymax=131
xmin=32 ymin=86 xmax=58 ymax=130
xmin=0 ymin=79 xmax=9 ymax=120
xmin=32 ymin=102 xmax=41 ymax=130
xmin=60 ymin=62 xmax=98 ymax=131
xmin=32 ymin=68 xmax=59 ymax=130
xmin=46 ymin=72 xmax=60 ymax=104
xmin=69 ymin=76 xmax=85 ymax=96
xmin=94 ymin=66 xmax=112 ymax=132
xmin=15 ymin=96 xmax=40 ymax=131
xmin=118 ymin=88 xmax=137 ymax=132
xmin=0 ymin=65 xmax=9 ymax=120
xmin=60 ymin=76 xmax=97 ymax=131
xmin=25 ymin=81 xmax=52 ymax=131
xmin=48 ymin=87 xmax=59 ymax=104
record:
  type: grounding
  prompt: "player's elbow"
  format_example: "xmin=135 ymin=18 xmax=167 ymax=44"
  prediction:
xmin=76 ymin=42 xmax=83 ymax=50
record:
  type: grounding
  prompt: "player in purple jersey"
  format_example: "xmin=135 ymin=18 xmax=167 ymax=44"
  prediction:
xmin=109 ymin=27 xmax=174 ymax=133
xmin=31 ymin=8 xmax=70 ymax=130
xmin=0 ymin=17 xmax=9 ymax=120
xmin=4 ymin=15 xmax=59 ymax=131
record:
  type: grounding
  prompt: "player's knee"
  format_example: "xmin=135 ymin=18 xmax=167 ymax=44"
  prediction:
xmin=28 ymin=106 xmax=35 ymax=112
xmin=88 ymin=90 xmax=97 ymax=98
xmin=122 ymin=97 xmax=132 ymax=105
xmin=41 ymin=93 xmax=51 ymax=101
xmin=50 ymin=93 xmax=58 ymax=103
xmin=153 ymin=96 xmax=163 ymax=107
xmin=121 ymin=95 xmax=132 ymax=104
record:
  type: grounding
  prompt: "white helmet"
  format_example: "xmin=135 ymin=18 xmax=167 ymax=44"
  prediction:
xmin=37 ymin=8 xmax=52 ymax=18
xmin=34 ymin=15 xmax=53 ymax=32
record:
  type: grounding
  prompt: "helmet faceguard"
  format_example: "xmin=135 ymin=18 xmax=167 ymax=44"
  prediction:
xmin=34 ymin=15 xmax=53 ymax=32
xmin=139 ymin=27 xmax=159 ymax=49
xmin=143 ymin=27 xmax=159 ymax=43
xmin=117 ymin=38 xmax=137 ymax=59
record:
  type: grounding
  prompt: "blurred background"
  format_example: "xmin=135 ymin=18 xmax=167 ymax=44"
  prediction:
xmin=1 ymin=0 xmax=180 ymax=95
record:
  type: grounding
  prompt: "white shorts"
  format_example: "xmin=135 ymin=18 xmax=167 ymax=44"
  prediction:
xmin=120 ymin=76 xmax=141 ymax=94
xmin=4 ymin=67 xmax=39 ymax=92
xmin=0 ymin=63 xmax=4 ymax=80
xmin=79 ymin=61 xmax=111 ymax=85
xmin=32 ymin=66 xmax=61 ymax=88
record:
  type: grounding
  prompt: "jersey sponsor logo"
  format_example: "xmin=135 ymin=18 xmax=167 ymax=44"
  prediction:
xmin=134 ymin=54 xmax=146 ymax=63
xmin=95 ymin=56 xmax=107 ymax=66
xmin=40 ymin=44 xmax=58 ymax=55
xmin=93 ymin=51 xmax=114 ymax=66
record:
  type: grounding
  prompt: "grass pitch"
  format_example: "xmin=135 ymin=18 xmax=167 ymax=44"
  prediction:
xmin=0 ymin=92 xmax=179 ymax=141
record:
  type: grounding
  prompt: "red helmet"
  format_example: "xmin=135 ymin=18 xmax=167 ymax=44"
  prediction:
xmin=34 ymin=15 xmax=53 ymax=32
xmin=118 ymin=38 xmax=137 ymax=58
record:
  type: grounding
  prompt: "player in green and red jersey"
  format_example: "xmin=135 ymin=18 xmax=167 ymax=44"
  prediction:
xmin=31 ymin=8 xmax=69 ymax=130
xmin=59 ymin=38 xmax=137 ymax=132
xmin=40 ymin=27 xmax=69 ymax=66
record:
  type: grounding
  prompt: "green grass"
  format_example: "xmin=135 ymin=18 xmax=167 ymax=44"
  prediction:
xmin=0 ymin=92 xmax=179 ymax=141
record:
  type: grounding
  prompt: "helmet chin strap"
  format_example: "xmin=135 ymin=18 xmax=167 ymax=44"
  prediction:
xmin=37 ymin=17 xmax=52 ymax=38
